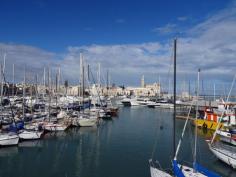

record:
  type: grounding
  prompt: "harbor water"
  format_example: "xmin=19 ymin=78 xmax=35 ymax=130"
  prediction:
xmin=0 ymin=106 xmax=235 ymax=177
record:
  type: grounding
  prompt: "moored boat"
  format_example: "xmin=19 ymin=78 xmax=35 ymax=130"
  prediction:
xmin=44 ymin=122 xmax=69 ymax=131
xmin=18 ymin=130 xmax=43 ymax=140
xmin=208 ymin=140 xmax=236 ymax=169
xmin=0 ymin=133 xmax=19 ymax=146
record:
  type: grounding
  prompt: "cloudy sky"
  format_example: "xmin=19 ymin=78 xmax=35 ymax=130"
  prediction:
xmin=0 ymin=0 xmax=235 ymax=94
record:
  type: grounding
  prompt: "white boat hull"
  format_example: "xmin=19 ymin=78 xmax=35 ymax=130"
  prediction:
xmin=150 ymin=166 xmax=172 ymax=177
xmin=18 ymin=130 xmax=43 ymax=140
xmin=130 ymin=100 xmax=140 ymax=106
xmin=217 ymin=130 xmax=236 ymax=146
xmin=72 ymin=118 xmax=97 ymax=127
xmin=78 ymin=118 xmax=97 ymax=127
xmin=44 ymin=123 xmax=68 ymax=131
xmin=159 ymin=103 xmax=174 ymax=109
xmin=209 ymin=143 xmax=236 ymax=169
xmin=0 ymin=134 xmax=19 ymax=146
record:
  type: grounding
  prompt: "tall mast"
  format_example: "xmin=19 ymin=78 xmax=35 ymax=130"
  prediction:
xmin=189 ymin=80 xmax=191 ymax=101
xmin=97 ymin=63 xmax=101 ymax=87
xmin=107 ymin=69 xmax=109 ymax=96
xmin=35 ymin=74 xmax=38 ymax=104
xmin=58 ymin=67 xmax=61 ymax=94
xmin=55 ymin=71 xmax=58 ymax=106
xmin=43 ymin=67 xmax=46 ymax=99
xmin=109 ymin=71 xmax=111 ymax=89
xmin=194 ymin=69 xmax=200 ymax=170
xmin=48 ymin=67 xmax=51 ymax=121
xmin=80 ymin=53 xmax=83 ymax=97
xmin=3 ymin=53 xmax=6 ymax=74
xmin=82 ymin=66 xmax=85 ymax=112
xmin=0 ymin=64 xmax=3 ymax=110
xmin=213 ymin=83 xmax=216 ymax=101
xmin=1 ymin=54 xmax=6 ymax=107
xmin=173 ymin=38 xmax=177 ymax=157
xmin=87 ymin=64 xmax=90 ymax=81
xmin=159 ymin=75 xmax=161 ymax=97
xmin=12 ymin=64 xmax=15 ymax=96
xmin=168 ymin=78 xmax=171 ymax=98
xmin=22 ymin=67 xmax=26 ymax=120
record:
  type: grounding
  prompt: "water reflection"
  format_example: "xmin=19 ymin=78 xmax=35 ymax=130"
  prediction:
xmin=0 ymin=107 xmax=236 ymax=177
xmin=0 ymin=146 xmax=18 ymax=157
xmin=18 ymin=140 xmax=43 ymax=148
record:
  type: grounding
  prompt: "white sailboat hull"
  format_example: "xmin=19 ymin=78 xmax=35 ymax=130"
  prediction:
xmin=78 ymin=118 xmax=97 ymax=127
xmin=209 ymin=143 xmax=236 ymax=169
xmin=72 ymin=118 xmax=97 ymax=127
xmin=130 ymin=100 xmax=140 ymax=106
xmin=159 ymin=103 xmax=174 ymax=109
xmin=217 ymin=130 xmax=236 ymax=146
xmin=121 ymin=98 xmax=140 ymax=106
xmin=150 ymin=166 xmax=172 ymax=177
xmin=0 ymin=134 xmax=19 ymax=146
xmin=18 ymin=130 xmax=43 ymax=140
xmin=44 ymin=123 xmax=68 ymax=131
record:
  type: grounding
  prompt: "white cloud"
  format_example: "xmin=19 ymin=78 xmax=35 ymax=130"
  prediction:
xmin=152 ymin=23 xmax=177 ymax=34
xmin=0 ymin=43 xmax=59 ymax=83
xmin=0 ymin=2 xmax=236 ymax=88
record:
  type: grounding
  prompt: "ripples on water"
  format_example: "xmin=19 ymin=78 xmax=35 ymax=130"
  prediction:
xmin=0 ymin=106 xmax=235 ymax=177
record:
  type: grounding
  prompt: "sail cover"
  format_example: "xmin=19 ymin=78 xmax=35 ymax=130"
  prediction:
xmin=194 ymin=163 xmax=220 ymax=177
xmin=172 ymin=160 xmax=185 ymax=177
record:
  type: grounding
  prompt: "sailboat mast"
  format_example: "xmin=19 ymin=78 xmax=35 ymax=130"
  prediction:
xmin=97 ymin=62 xmax=101 ymax=97
xmin=48 ymin=67 xmax=51 ymax=121
xmin=82 ymin=66 xmax=84 ymax=112
xmin=22 ymin=67 xmax=26 ymax=120
xmin=43 ymin=67 xmax=46 ymax=99
xmin=189 ymin=80 xmax=191 ymax=101
xmin=12 ymin=64 xmax=15 ymax=96
xmin=213 ymin=83 xmax=216 ymax=101
xmin=107 ymin=69 xmax=109 ymax=96
xmin=173 ymin=38 xmax=177 ymax=157
xmin=80 ymin=53 xmax=83 ymax=97
xmin=35 ymin=74 xmax=38 ymax=104
xmin=194 ymin=69 xmax=200 ymax=169
xmin=58 ymin=67 xmax=61 ymax=93
xmin=1 ymin=54 xmax=6 ymax=103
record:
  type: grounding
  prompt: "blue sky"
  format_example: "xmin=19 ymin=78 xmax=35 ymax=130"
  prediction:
xmin=0 ymin=0 xmax=231 ymax=51
xmin=0 ymin=0 xmax=235 ymax=94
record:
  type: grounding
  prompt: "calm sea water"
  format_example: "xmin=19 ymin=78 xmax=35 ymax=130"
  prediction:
xmin=0 ymin=106 xmax=236 ymax=177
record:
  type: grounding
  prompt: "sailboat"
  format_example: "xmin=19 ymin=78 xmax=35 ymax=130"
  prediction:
xmin=0 ymin=132 xmax=19 ymax=146
xmin=172 ymin=69 xmax=220 ymax=177
xmin=149 ymin=38 xmax=178 ymax=177
xmin=18 ymin=68 xmax=44 ymax=140
xmin=207 ymin=74 xmax=236 ymax=169
xmin=149 ymin=39 xmax=220 ymax=177
xmin=43 ymin=68 xmax=70 ymax=132
xmin=0 ymin=58 xmax=20 ymax=146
